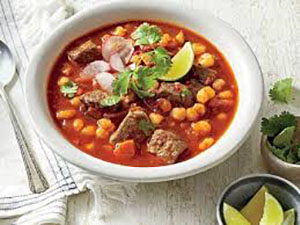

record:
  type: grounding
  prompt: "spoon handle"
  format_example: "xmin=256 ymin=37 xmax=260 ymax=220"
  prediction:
xmin=0 ymin=85 xmax=49 ymax=193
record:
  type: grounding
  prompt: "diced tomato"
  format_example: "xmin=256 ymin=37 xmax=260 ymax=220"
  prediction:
xmin=113 ymin=139 xmax=136 ymax=159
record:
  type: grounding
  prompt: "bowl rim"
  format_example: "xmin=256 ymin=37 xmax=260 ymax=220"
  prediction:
xmin=216 ymin=173 xmax=300 ymax=225
xmin=24 ymin=0 xmax=264 ymax=182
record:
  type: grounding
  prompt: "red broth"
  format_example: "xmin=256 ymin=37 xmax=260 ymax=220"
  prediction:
xmin=47 ymin=21 xmax=238 ymax=167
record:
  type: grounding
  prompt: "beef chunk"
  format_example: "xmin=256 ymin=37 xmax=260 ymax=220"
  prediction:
xmin=188 ymin=65 xmax=217 ymax=85
xmin=80 ymin=90 xmax=120 ymax=119
xmin=208 ymin=97 xmax=234 ymax=112
xmin=147 ymin=129 xmax=187 ymax=164
xmin=80 ymin=90 xmax=108 ymax=109
xmin=157 ymin=82 xmax=194 ymax=108
xmin=68 ymin=40 xmax=101 ymax=64
xmin=110 ymin=110 xmax=151 ymax=145
xmin=186 ymin=79 xmax=204 ymax=97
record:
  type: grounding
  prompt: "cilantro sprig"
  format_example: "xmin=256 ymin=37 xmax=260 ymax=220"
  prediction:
xmin=269 ymin=78 xmax=293 ymax=103
xmin=131 ymin=23 xmax=162 ymax=46
xmin=261 ymin=111 xmax=297 ymax=137
xmin=147 ymin=47 xmax=172 ymax=77
xmin=60 ymin=81 xmax=78 ymax=98
xmin=138 ymin=119 xmax=155 ymax=136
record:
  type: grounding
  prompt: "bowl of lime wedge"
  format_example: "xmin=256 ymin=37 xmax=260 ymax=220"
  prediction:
xmin=217 ymin=174 xmax=300 ymax=225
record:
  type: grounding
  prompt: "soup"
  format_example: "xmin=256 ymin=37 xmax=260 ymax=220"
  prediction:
xmin=47 ymin=21 xmax=238 ymax=167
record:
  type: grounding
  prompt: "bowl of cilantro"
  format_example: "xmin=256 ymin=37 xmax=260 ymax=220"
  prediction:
xmin=261 ymin=111 xmax=300 ymax=181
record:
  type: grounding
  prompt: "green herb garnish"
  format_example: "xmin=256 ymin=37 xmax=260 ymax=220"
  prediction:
xmin=60 ymin=81 xmax=78 ymax=98
xmin=261 ymin=111 xmax=297 ymax=137
xmin=131 ymin=23 xmax=162 ymax=46
xmin=100 ymin=95 xmax=121 ymax=107
xmin=112 ymin=70 xmax=131 ymax=95
xmin=180 ymin=87 xmax=192 ymax=98
xmin=138 ymin=119 xmax=155 ymax=136
xmin=130 ymin=67 xmax=156 ymax=99
xmin=269 ymin=78 xmax=293 ymax=103
xmin=147 ymin=47 xmax=172 ymax=77
xmin=262 ymin=111 xmax=300 ymax=164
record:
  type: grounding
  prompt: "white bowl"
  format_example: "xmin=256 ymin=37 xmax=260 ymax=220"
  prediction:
xmin=25 ymin=0 xmax=264 ymax=182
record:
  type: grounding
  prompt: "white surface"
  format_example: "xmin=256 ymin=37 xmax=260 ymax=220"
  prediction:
xmin=24 ymin=0 xmax=263 ymax=182
xmin=66 ymin=0 xmax=300 ymax=224
xmin=0 ymin=0 xmax=299 ymax=224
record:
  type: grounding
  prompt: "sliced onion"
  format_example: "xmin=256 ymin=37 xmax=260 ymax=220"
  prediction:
xmin=110 ymin=53 xmax=125 ymax=72
xmin=95 ymin=72 xmax=115 ymax=93
xmin=80 ymin=60 xmax=110 ymax=78
xmin=127 ymin=63 xmax=136 ymax=70
xmin=102 ymin=36 xmax=134 ymax=63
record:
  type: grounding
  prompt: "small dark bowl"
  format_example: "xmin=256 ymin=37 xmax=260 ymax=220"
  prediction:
xmin=216 ymin=174 xmax=300 ymax=225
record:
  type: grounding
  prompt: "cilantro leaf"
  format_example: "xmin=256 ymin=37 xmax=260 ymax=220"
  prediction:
xmin=138 ymin=119 xmax=155 ymax=136
xmin=147 ymin=47 xmax=172 ymax=77
xmin=131 ymin=67 xmax=157 ymax=99
xmin=261 ymin=111 xmax=297 ymax=137
xmin=60 ymin=81 xmax=78 ymax=98
xmin=100 ymin=95 xmax=121 ymax=107
xmin=269 ymin=78 xmax=293 ymax=103
xmin=112 ymin=70 xmax=131 ymax=95
xmin=131 ymin=23 xmax=162 ymax=46
xmin=273 ymin=126 xmax=295 ymax=148
xmin=266 ymin=140 xmax=290 ymax=161
xmin=180 ymin=87 xmax=192 ymax=98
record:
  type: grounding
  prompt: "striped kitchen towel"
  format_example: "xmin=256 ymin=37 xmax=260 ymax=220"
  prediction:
xmin=0 ymin=0 xmax=136 ymax=224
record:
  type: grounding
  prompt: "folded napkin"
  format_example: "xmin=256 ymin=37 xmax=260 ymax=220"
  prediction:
xmin=0 ymin=0 xmax=136 ymax=224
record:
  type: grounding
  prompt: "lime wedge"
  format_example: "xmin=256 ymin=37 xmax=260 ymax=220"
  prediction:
xmin=259 ymin=192 xmax=284 ymax=225
xmin=273 ymin=126 xmax=295 ymax=148
xmin=159 ymin=42 xmax=194 ymax=81
xmin=240 ymin=186 xmax=268 ymax=225
xmin=223 ymin=203 xmax=251 ymax=225
xmin=283 ymin=208 xmax=296 ymax=225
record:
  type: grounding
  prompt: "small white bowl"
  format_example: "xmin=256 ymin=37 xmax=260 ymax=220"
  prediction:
xmin=24 ymin=0 xmax=264 ymax=182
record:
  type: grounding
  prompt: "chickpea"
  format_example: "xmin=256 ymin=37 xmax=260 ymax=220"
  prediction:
xmin=56 ymin=109 xmax=76 ymax=120
xmin=81 ymin=125 xmax=96 ymax=136
xmin=70 ymin=96 xmax=81 ymax=108
xmin=175 ymin=31 xmax=185 ymax=45
xmin=73 ymin=118 xmax=84 ymax=131
xmin=96 ymin=127 xmax=109 ymax=139
xmin=192 ymin=43 xmax=206 ymax=56
xmin=160 ymin=33 xmax=172 ymax=46
xmin=191 ymin=120 xmax=212 ymax=135
xmin=198 ymin=137 xmax=214 ymax=151
xmin=170 ymin=107 xmax=186 ymax=121
xmin=212 ymin=79 xmax=226 ymax=91
xmin=218 ymin=90 xmax=233 ymax=99
xmin=193 ymin=103 xmax=206 ymax=116
xmin=216 ymin=112 xmax=227 ymax=120
xmin=97 ymin=118 xmax=115 ymax=132
xmin=196 ymin=86 xmax=216 ymax=104
xmin=158 ymin=98 xmax=172 ymax=112
xmin=114 ymin=26 xmax=127 ymax=36
xmin=84 ymin=142 xmax=95 ymax=151
xmin=186 ymin=107 xmax=199 ymax=122
xmin=57 ymin=76 xmax=70 ymax=86
xmin=198 ymin=53 xmax=215 ymax=68
xmin=149 ymin=113 xmax=164 ymax=125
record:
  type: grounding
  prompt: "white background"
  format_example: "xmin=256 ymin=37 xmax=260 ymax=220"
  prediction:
xmin=1 ymin=0 xmax=300 ymax=224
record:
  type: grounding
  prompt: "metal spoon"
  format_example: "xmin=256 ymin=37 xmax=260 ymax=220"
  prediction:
xmin=0 ymin=40 xmax=49 ymax=193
